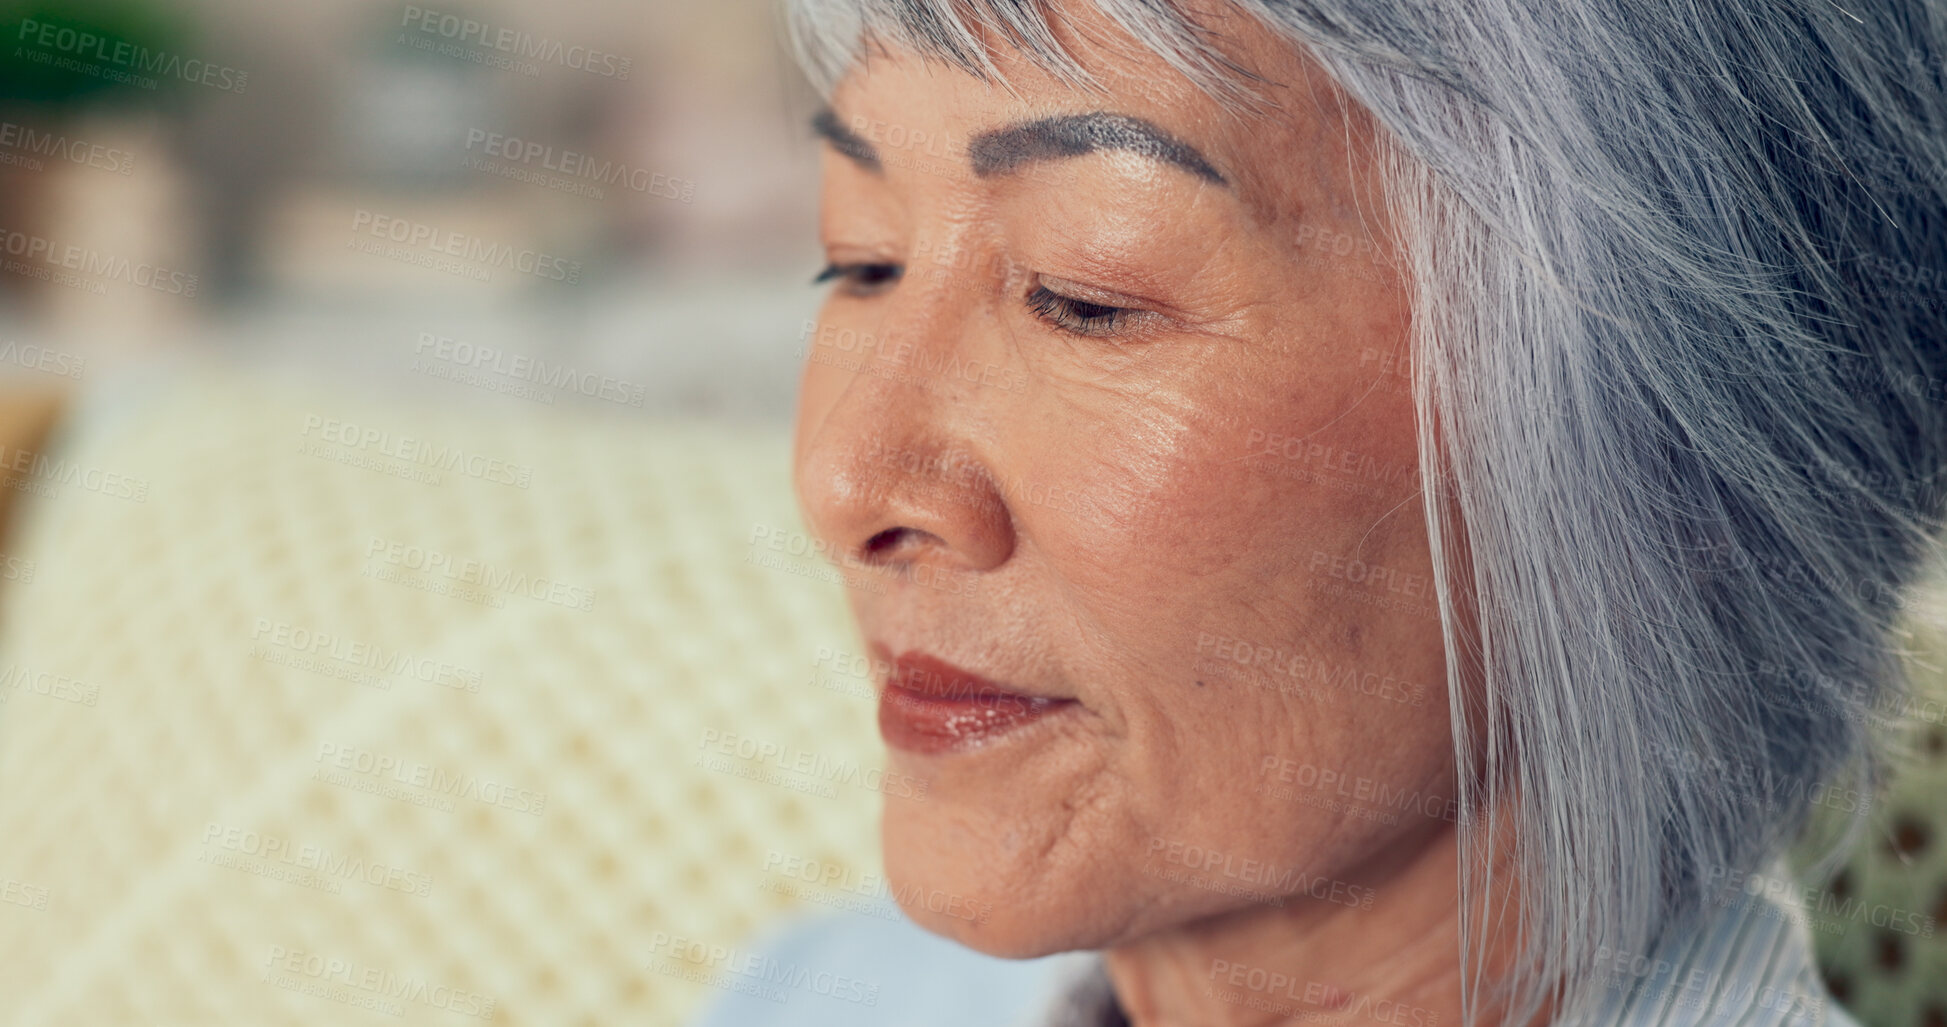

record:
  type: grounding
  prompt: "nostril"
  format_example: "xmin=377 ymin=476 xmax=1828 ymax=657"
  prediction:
xmin=862 ymin=527 xmax=910 ymax=561
xmin=862 ymin=526 xmax=949 ymax=562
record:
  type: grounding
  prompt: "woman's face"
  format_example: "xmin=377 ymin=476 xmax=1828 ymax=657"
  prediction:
xmin=793 ymin=6 xmax=1457 ymax=957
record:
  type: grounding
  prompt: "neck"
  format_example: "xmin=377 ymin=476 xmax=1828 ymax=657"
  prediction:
xmin=1102 ymin=816 xmax=1532 ymax=1027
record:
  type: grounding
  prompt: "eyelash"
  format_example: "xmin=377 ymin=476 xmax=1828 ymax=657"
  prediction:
xmin=812 ymin=261 xmax=903 ymax=296
xmin=1025 ymin=285 xmax=1130 ymax=337
xmin=812 ymin=262 xmax=1138 ymax=338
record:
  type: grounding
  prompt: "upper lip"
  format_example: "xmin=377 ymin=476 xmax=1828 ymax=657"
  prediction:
xmin=868 ymin=641 xmax=1071 ymax=703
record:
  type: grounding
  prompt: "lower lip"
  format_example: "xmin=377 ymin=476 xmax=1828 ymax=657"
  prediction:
xmin=875 ymin=655 xmax=1075 ymax=754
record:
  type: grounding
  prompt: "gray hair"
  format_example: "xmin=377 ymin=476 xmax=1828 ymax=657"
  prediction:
xmin=783 ymin=0 xmax=1947 ymax=1022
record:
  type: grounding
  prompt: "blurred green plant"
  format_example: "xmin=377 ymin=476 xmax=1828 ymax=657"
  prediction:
xmin=0 ymin=0 xmax=191 ymax=111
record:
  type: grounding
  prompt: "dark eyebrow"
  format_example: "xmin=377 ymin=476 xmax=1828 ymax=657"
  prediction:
xmin=969 ymin=112 xmax=1227 ymax=186
xmin=811 ymin=108 xmax=881 ymax=172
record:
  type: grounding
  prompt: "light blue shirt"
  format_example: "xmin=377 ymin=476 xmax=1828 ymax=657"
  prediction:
xmin=688 ymin=880 xmax=1860 ymax=1026
xmin=684 ymin=896 xmax=1098 ymax=1027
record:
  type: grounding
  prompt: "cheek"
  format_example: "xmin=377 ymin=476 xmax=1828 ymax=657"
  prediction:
xmin=1017 ymin=344 xmax=1427 ymax=655
xmin=1006 ymin=343 xmax=1452 ymax=871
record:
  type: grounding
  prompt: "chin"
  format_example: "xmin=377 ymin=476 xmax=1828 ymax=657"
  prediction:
xmin=880 ymin=801 xmax=1117 ymax=959
xmin=880 ymin=790 xmax=1231 ymax=961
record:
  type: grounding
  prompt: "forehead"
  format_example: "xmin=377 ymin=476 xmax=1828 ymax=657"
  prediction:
xmin=827 ymin=0 xmax=1372 ymax=228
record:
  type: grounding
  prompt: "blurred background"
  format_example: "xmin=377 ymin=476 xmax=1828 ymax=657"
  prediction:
xmin=0 ymin=2 xmax=905 ymax=1025
xmin=0 ymin=0 xmax=820 ymax=414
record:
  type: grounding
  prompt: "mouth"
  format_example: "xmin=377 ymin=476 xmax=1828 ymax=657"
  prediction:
xmin=872 ymin=646 xmax=1078 ymax=755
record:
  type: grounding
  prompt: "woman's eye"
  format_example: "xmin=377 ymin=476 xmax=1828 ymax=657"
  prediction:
xmin=1027 ymin=284 xmax=1134 ymax=337
xmin=813 ymin=262 xmax=903 ymax=297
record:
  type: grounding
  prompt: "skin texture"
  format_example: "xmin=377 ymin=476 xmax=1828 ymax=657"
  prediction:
xmin=792 ymin=5 xmax=1498 ymax=1024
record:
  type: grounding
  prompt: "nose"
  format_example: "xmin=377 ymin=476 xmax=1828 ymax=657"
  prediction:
xmin=793 ymin=329 xmax=1016 ymax=580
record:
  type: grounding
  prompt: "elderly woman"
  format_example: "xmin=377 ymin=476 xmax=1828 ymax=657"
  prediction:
xmin=699 ymin=0 xmax=1947 ymax=1024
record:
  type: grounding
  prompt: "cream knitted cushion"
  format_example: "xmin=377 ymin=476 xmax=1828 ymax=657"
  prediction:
xmin=0 ymin=363 xmax=881 ymax=1026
